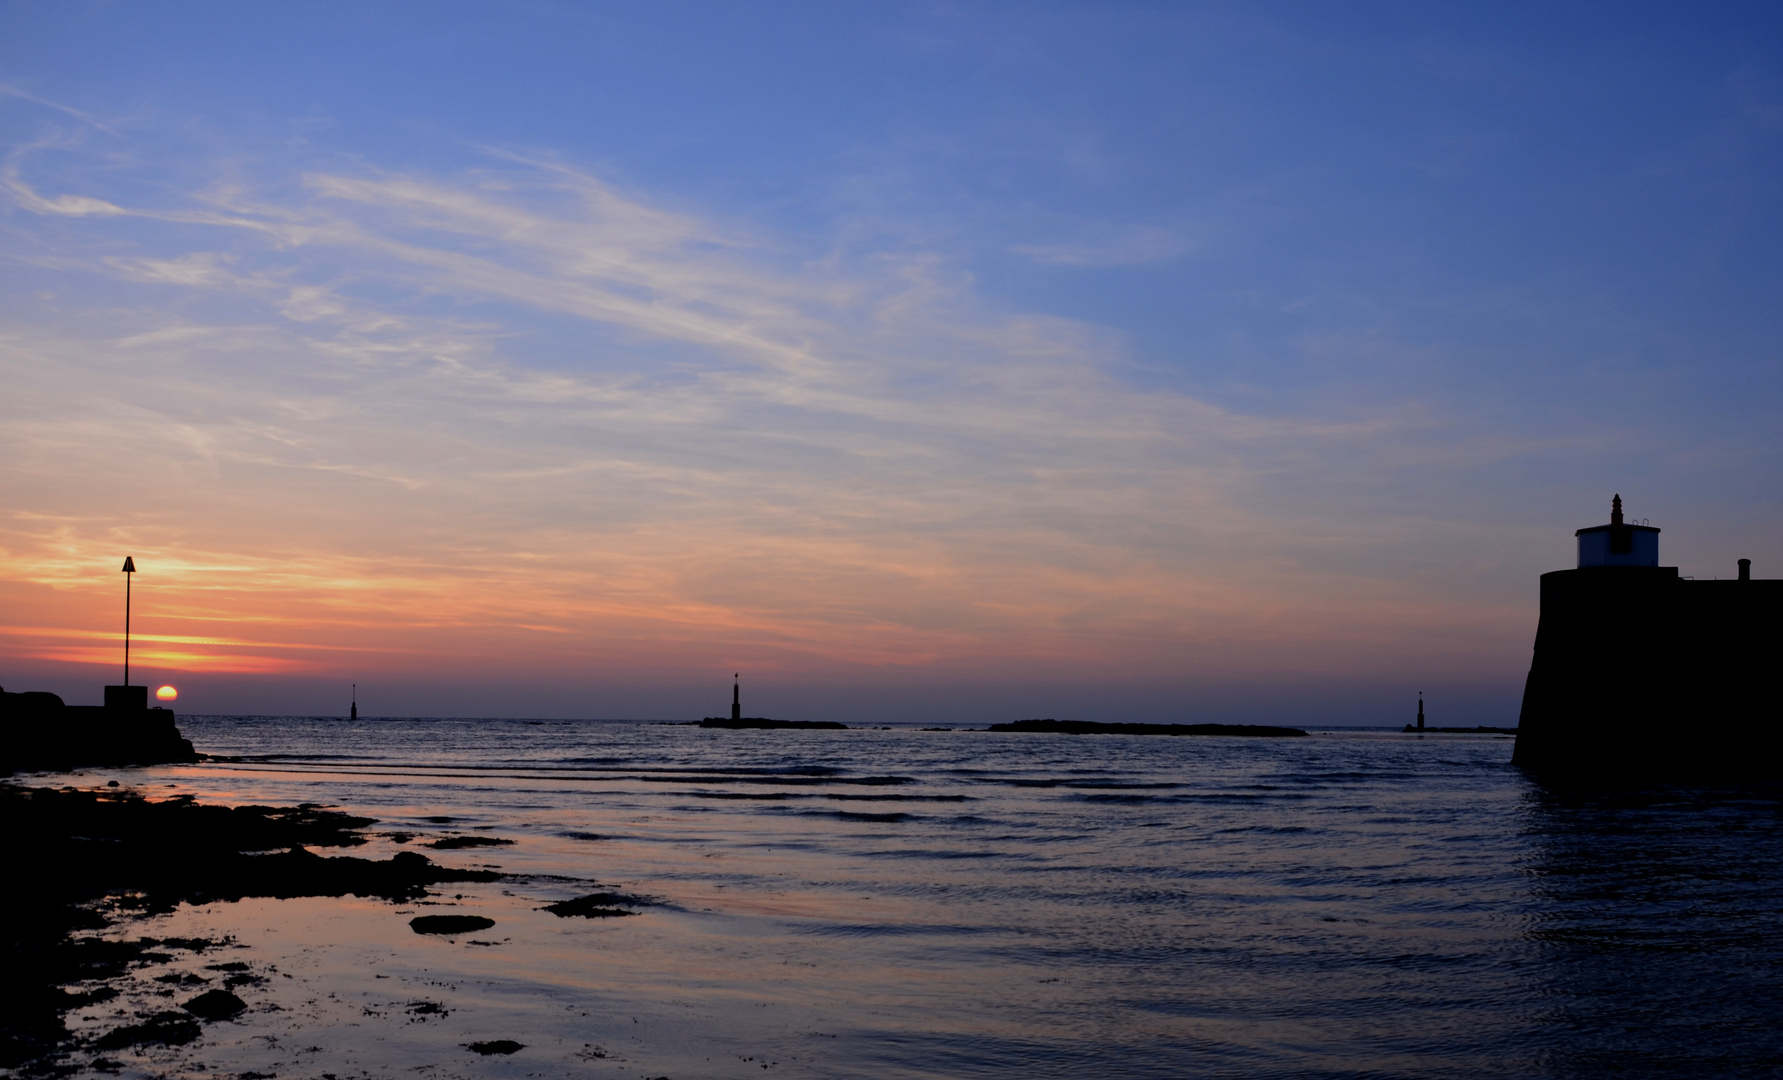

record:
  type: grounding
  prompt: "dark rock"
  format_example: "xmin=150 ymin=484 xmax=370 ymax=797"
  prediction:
xmin=93 ymin=1012 xmax=201 ymax=1049
xmin=427 ymin=835 xmax=514 ymax=849
xmin=542 ymin=893 xmax=641 ymax=918
xmin=986 ymin=719 xmax=1308 ymax=737
xmin=410 ymin=915 xmax=495 ymax=935
xmin=0 ymin=785 xmax=503 ymax=1070
xmin=182 ymin=989 xmax=246 ymax=1020
xmin=467 ymin=1039 xmax=524 ymax=1055
xmin=56 ymin=986 xmax=117 ymax=1010
xmin=157 ymin=936 xmax=224 ymax=952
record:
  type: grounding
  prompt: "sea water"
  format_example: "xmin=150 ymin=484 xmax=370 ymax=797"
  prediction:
xmin=44 ymin=718 xmax=1783 ymax=1079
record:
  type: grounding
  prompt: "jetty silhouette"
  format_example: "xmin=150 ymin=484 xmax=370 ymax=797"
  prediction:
xmin=700 ymin=675 xmax=847 ymax=729
xmin=1401 ymin=692 xmax=1517 ymax=735
xmin=0 ymin=557 xmax=197 ymax=772
xmin=1512 ymin=496 xmax=1780 ymax=778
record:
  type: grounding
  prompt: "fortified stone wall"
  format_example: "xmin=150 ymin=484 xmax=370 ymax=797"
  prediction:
xmin=1514 ymin=570 xmax=1782 ymax=777
xmin=0 ymin=690 xmax=199 ymax=773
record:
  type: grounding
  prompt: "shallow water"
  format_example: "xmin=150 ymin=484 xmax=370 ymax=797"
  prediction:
xmin=37 ymin=718 xmax=1783 ymax=1079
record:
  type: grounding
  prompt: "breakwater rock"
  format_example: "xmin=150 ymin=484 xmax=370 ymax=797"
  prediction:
xmin=988 ymin=719 xmax=1308 ymax=737
xmin=0 ymin=689 xmax=198 ymax=773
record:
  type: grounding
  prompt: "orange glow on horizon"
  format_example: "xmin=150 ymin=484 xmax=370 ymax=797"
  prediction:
xmin=0 ymin=544 xmax=1534 ymax=692
xmin=157 ymin=685 xmax=178 ymax=701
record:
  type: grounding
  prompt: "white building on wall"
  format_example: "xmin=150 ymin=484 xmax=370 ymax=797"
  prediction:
xmin=1575 ymin=494 xmax=1660 ymax=568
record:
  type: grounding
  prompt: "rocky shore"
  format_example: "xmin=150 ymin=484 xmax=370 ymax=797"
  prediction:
xmin=0 ymin=783 xmax=501 ymax=1071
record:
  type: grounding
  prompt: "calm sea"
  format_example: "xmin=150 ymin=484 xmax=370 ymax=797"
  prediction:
xmin=52 ymin=718 xmax=1783 ymax=1079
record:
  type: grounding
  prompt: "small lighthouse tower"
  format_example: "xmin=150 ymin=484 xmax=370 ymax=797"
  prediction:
xmin=731 ymin=674 xmax=741 ymax=722
xmin=1574 ymin=494 xmax=1660 ymax=567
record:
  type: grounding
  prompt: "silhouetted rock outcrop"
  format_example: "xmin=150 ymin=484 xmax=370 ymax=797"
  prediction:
xmin=180 ymin=988 xmax=247 ymax=1020
xmin=409 ymin=915 xmax=495 ymax=935
xmin=0 ymin=688 xmax=198 ymax=773
xmin=542 ymin=892 xmax=647 ymax=918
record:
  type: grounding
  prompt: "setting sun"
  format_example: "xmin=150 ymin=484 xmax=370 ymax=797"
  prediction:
xmin=156 ymin=685 xmax=178 ymax=702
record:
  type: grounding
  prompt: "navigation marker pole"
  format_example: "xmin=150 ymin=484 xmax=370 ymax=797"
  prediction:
xmin=122 ymin=556 xmax=136 ymax=687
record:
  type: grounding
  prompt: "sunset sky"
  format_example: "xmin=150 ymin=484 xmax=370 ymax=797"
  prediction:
xmin=3 ymin=3 xmax=1780 ymax=723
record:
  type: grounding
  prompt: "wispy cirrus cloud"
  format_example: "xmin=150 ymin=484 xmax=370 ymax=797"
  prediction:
xmin=0 ymin=82 xmax=120 ymax=134
xmin=0 ymin=134 xmax=1538 ymax=707
xmin=1011 ymin=224 xmax=1193 ymax=267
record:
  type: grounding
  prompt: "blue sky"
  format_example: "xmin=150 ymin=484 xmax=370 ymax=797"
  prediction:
xmin=2 ymin=3 xmax=1779 ymax=721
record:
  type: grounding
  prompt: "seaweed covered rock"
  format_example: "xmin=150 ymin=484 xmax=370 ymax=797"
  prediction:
xmin=543 ymin=892 xmax=644 ymax=918
xmin=182 ymin=988 xmax=247 ymax=1020
xmin=410 ymin=914 xmax=496 ymax=935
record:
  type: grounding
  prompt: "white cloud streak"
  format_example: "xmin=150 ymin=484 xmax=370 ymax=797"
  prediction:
xmin=0 ymin=82 xmax=121 ymax=135
xmin=1012 ymin=224 xmax=1194 ymax=267
xmin=0 ymin=145 xmax=1539 ymax=690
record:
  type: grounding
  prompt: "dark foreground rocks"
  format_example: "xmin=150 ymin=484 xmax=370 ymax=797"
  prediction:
xmin=428 ymin=835 xmax=514 ymax=849
xmin=468 ymin=1039 xmax=524 ymax=1055
xmin=543 ymin=892 xmax=644 ymax=918
xmin=987 ymin=719 xmax=1309 ymax=737
xmin=410 ymin=915 xmax=496 ymax=935
xmin=0 ymin=784 xmax=502 ymax=1070
xmin=181 ymin=989 xmax=247 ymax=1020
xmin=91 ymin=1011 xmax=202 ymax=1051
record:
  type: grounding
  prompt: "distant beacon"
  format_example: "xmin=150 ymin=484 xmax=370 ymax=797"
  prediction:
xmin=1512 ymin=494 xmax=1780 ymax=778
xmin=1574 ymin=494 xmax=1659 ymax=567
